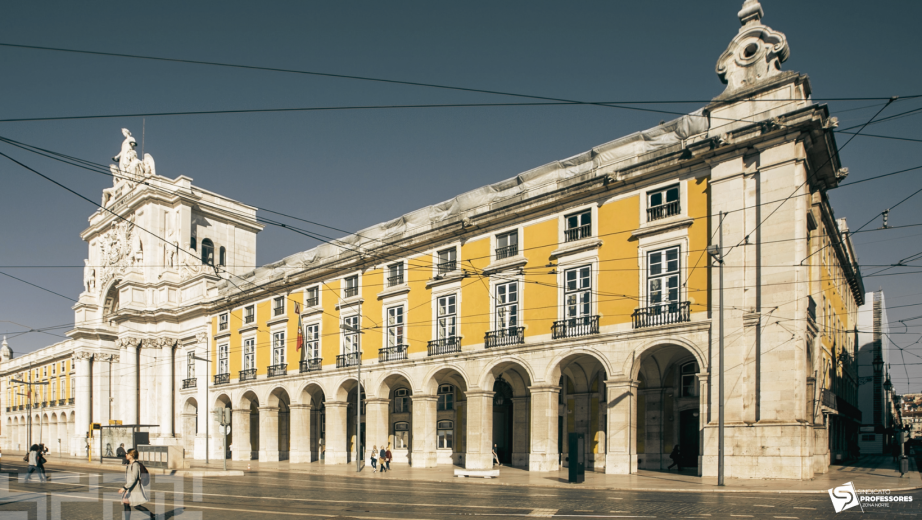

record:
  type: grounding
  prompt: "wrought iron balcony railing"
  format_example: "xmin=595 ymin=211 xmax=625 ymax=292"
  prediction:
xmin=306 ymin=297 xmax=319 ymax=307
xmin=182 ymin=378 xmax=197 ymax=389
xmin=427 ymin=336 xmax=461 ymax=356
xmin=58 ymin=399 xmax=65 ymax=406
xmin=337 ymin=352 xmax=361 ymax=368
xmin=273 ymin=306 xmax=285 ymax=316
xmin=485 ymin=327 xmax=525 ymax=348
xmin=387 ymin=274 xmax=404 ymax=287
xmin=68 ymin=398 xmax=74 ymax=405
xmin=244 ymin=314 xmax=255 ymax=324
xmin=564 ymin=224 xmax=592 ymax=242
xmin=379 ymin=345 xmax=408 ymax=362
xmin=5 ymin=407 xmax=9 ymax=412
xmin=437 ymin=260 xmax=457 ymax=275
xmin=647 ymin=201 xmax=681 ymax=222
xmin=239 ymin=368 xmax=257 ymax=382
xmin=49 ymin=400 xmax=56 ymax=407
xmin=344 ymin=286 xmax=359 ymax=298
xmin=214 ymin=373 xmax=230 ymax=385
xmin=268 ymin=363 xmax=288 ymax=378
xmin=300 ymin=358 xmax=322 ymax=373
xmin=631 ymin=301 xmax=690 ymax=329
xmin=495 ymin=244 xmax=518 ymax=260
xmin=552 ymin=316 xmax=600 ymax=339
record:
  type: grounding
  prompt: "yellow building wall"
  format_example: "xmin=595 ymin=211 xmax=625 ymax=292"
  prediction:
xmin=523 ymin=219 xmax=558 ymax=337
xmin=362 ymin=271 xmax=383 ymax=361
xmin=686 ymin=176 xmax=710 ymax=311
xmin=461 ymin=238 xmax=490 ymax=347
xmin=407 ymin=255 xmax=432 ymax=356
xmin=286 ymin=291 xmax=303 ymax=370
xmin=256 ymin=299 xmax=271 ymax=376
xmin=321 ymin=279 xmax=341 ymax=366
xmin=229 ymin=308 xmax=243 ymax=375
xmin=598 ymin=195 xmax=640 ymax=327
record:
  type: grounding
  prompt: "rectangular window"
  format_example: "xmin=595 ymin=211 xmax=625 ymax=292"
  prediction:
xmin=43 ymin=367 xmax=47 ymax=377
xmin=218 ymin=344 xmax=229 ymax=374
xmin=437 ymin=295 xmax=457 ymax=339
xmin=387 ymin=306 xmax=405 ymax=347
xmin=344 ymin=275 xmax=359 ymax=298
xmin=437 ymin=385 xmax=454 ymax=411
xmin=305 ymin=287 xmax=319 ymax=307
xmin=244 ymin=305 xmax=254 ymax=324
xmin=681 ymin=362 xmax=697 ymax=397
xmin=862 ymin=434 xmax=876 ymax=442
xmin=564 ymin=266 xmax=592 ymax=319
xmin=273 ymin=296 xmax=285 ymax=316
xmin=342 ymin=315 xmax=360 ymax=353
xmin=272 ymin=331 xmax=286 ymax=365
xmin=394 ymin=422 xmax=410 ymax=449
xmin=495 ymin=281 xmax=519 ymax=330
xmin=387 ymin=263 xmax=404 ymax=287
xmin=218 ymin=313 xmax=229 ymax=331
xmin=305 ymin=324 xmax=320 ymax=360
xmin=71 ymin=379 xmax=75 ymax=400
xmin=187 ymin=352 xmax=195 ymax=378
xmin=394 ymin=388 xmax=409 ymax=413
xmin=647 ymin=247 xmax=680 ymax=308
xmin=243 ymin=338 xmax=255 ymax=370
xmin=437 ymin=420 xmax=454 ymax=449
xmin=647 ymin=185 xmax=680 ymax=221
xmin=437 ymin=248 xmax=457 ymax=275
xmin=564 ymin=210 xmax=592 ymax=242
xmin=495 ymin=231 xmax=518 ymax=260
xmin=52 ymin=364 xmax=56 ymax=375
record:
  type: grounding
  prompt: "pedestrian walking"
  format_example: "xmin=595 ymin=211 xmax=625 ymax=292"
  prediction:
xmin=119 ymin=449 xmax=153 ymax=520
xmin=117 ymin=443 xmax=128 ymax=465
xmin=385 ymin=444 xmax=392 ymax=471
xmin=492 ymin=444 xmax=502 ymax=467
xmin=379 ymin=446 xmax=388 ymax=473
xmin=370 ymin=445 xmax=378 ymax=472
xmin=24 ymin=445 xmax=45 ymax=483
xmin=667 ymin=444 xmax=682 ymax=470
xmin=37 ymin=444 xmax=49 ymax=481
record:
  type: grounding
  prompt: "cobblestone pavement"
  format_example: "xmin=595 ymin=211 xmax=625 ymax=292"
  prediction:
xmin=0 ymin=461 xmax=920 ymax=519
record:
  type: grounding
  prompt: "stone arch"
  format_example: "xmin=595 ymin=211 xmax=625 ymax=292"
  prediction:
xmin=545 ymin=347 xmax=614 ymax=387
xmin=101 ymin=278 xmax=122 ymax=318
xmin=374 ymin=369 xmax=415 ymax=399
xmin=236 ymin=388 xmax=260 ymax=410
xmin=263 ymin=387 xmax=291 ymax=461
xmin=626 ymin=337 xmax=707 ymax=383
xmin=420 ymin=364 xmax=470 ymax=396
xmin=182 ymin=397 xmax=199 ymax=454
xmin=332 ymin=376 xmax=365 ymax=403
xmin=296 ymin=382 xmax=325 ymax=407
xmin=478 ymin=357 xmax=535 ymax=396
xmin=291 ymin=382 xmax=325 ymax=463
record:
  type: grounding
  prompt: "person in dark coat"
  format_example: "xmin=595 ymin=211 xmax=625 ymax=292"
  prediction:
xmin=117 ymin=443 xmax=128 ymax=465
xmin=667 ymin=445 xmax=682 ymax=470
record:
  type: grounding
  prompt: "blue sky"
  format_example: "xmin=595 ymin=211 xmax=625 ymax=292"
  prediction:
xmin=1 ymin=1 xmax=920 ymax=392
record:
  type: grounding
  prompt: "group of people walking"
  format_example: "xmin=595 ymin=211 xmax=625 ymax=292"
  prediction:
xmin=369 ymin=444 xmax=392 ymax=473
xmin=24 ymin=444 xmax=49 ymax=482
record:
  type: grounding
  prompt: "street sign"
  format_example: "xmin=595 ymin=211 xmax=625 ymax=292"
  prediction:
xmin=108 ymin=420 xmax=123 ymax=425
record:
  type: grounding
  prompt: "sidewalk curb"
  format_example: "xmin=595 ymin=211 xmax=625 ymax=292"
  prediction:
xmin=23 ymin=458 xmax=243 ymax=477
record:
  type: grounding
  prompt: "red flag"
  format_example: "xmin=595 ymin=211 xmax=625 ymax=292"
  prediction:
xmin=295 ymin=302 xmax=304 ymax=351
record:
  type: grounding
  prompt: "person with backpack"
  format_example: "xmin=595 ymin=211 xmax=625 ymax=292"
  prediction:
xmin=378 ymin=445 xmax=388 ymax=473
xmin=119 ymin=449 xmax=153 ymax=519
xmin=24 ymin=445 xmax=45 ymax=483
xmin=385 ymin=444 xmax=392 ymax=471
xmin=37 ymin=444 xmax=49 ymax=482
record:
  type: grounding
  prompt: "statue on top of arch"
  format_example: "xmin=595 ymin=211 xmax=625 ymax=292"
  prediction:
xmin=102 ymin=128 xmax=156 ymax=206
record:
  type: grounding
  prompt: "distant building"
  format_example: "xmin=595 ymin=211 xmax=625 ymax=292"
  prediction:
xmin=902 ymin=394 xmax=921 ymax=439
xmin=856 ymin=291 xmax=898 ymax=454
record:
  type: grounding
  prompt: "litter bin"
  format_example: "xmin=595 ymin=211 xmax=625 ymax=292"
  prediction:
xmin=568 ymin=432 xmax=585 ymax=484
xmin=900 ymin=456 xmax=909 ymax=477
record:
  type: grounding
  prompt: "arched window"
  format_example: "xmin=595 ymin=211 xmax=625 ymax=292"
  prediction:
xmin=219 ymin=246 xmax=226 ymax=267
xmin=680 ymin=361 xmax=698 ymax=397
xmin=201 ymin=239 xmax=215 ymax=266
xmin=394 ymin=421 xmax=409 ymax=449
xmin=437 ymin=420 xmax=453 ymax=449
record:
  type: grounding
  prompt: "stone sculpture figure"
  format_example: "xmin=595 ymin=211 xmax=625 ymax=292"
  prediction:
xmin=112 ymin=128 xmax=156 ymax=181
xmin=83 ymin=259 xmax=96 ymax=293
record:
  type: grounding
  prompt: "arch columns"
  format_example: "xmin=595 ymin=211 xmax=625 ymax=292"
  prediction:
xmin=258 ymin=406 xmax=280 ymax=462
xmin=605 ymin=377 xmax=639 ymax=474
xmin=411 ymin=395 xmax=437 ymax=467
xmin=641 ymin=387 xmax=665 ymax=469
xmin=511 ymin=397 xmax=530 ymax=467
xmin=74 ymin=352 xmax=92 ymax=452
xmin=323 ymin=401 xmax=349 ymax=464
xmin=528 ymin=385 xmax=559 ymax=472
xmin=119 ymin=342 xmax=138 ymax=424
xmin=289 ymin=404 xmax=312 ymax=463
xmin=230 ymin=409 xmax=251 ymax=461
xmin=464 ymin=390 xmax=494 ymax=470
xmin=364 ymin=398 xmax=389 ymax=457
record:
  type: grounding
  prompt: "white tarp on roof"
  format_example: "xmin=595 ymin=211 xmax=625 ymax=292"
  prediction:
xmin=219 ymin=109 xmax=708 ymax=292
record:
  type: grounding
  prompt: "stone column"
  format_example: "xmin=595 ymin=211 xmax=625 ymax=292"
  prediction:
xmin=364 ymin=398 xmax=389 ymax=457
xmin=231 ymin=409 xmax=251 ymax=461
xmin=528 ymin=385 xmax=559 ymax=472
xmin=323 ymin=401 xmax=349 ymax=464
xmin=641 ymin=387 xmax=664 ymax=469
xmin=74 ymin=352 xmax=92 ymax=453
xmin=258 ymin=406 xmax=280 ymax=462
xmin=160 ymin=339 xmax=175 ymax=440
xmin=94 ymin=354 xmax=112 ymax=425
xmin=119 ymin=339 xmax=138 ymax=424
xmin=511 ymin=397 xmax=529 ymax=467
xmin=605 ymin=377 xmax=639 ymax=474
xmin=464 ymin=390 xmax=494 ymax=470
xmin=411 ymin=395 xmax=437 ymax=467
xmin=140 ymin=341 xmax=160 ymax=425
xmin=288 ymin=404 xmax=312 ymax=463
xmin=697 ymin=372 xmax=709 ymax=477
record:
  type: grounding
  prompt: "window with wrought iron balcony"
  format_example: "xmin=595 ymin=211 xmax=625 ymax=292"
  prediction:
xmin=387 ymin=262 xmax=404 ymax=287
xmin=218 ymin=313 xmax=228 ymax=331
xmin=495 ymin=230 xmax=518 ymax=260
xmin=564 ymin=210 xmax=591 ymax=242
xmin=436 ymin=247 xmax=457 ymax=276
xmin=272 ymin=296 xmax=285 ymax=316
xmin=244 ymin=305 xmax=255 ymax=324
xmin=646 ymin=185 xmax=680 ymax=222
xmin=305 ymin=286 xmax=319 ymax=307
xmin=343 ymin=275 xmax=359 ymax=298
xmin=486 ymin=281 xmax=524 ymax=347
xmin=552 ymin=265 xmax=599 ymax=339
xmin=632 ymin=247 xmax=690 ymax=328
xmin=428 ymin=294 xmax=461 ymax=356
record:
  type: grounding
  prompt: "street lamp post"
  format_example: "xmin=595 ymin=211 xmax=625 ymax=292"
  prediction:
xmin=707 ymin=211 xmax=726 ymax=486
xmin=192 ymin=354 xmax=210 ymax=464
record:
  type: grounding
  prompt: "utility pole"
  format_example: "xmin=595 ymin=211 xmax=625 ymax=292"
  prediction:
xmin=192 ymin=354 xmax=210 ymax=464
xmin=708 ymin=211 xmax=726 ymax=487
